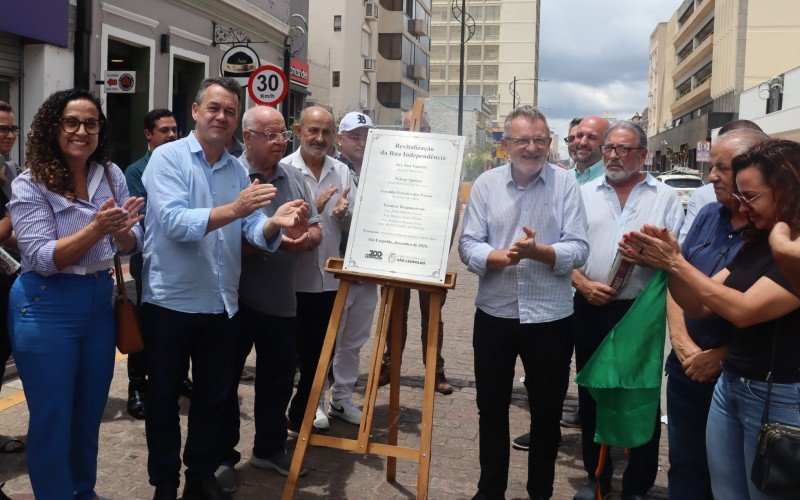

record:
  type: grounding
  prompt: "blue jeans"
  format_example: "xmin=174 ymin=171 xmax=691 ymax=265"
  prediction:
xmin=8 ymin=271 xmax=115 ymax=500
xmin=706 ymin=370 xmax=800 ymax=500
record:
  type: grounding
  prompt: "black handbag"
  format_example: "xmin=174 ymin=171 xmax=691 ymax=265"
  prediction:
xmin=750 ymin=320 xmax=800 ymax=498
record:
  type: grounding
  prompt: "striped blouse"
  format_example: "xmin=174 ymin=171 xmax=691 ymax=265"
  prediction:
xmin=8 ymin=162 xmax=143 ymax=275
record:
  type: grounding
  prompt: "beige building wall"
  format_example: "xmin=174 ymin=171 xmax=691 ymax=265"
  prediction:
xmin=497 ymin=0 xmax=540 ymax=119
xmin=743 ymin=0 xmax=800 ymax=90
xmin=307 ymin=1 xmax=378 ymax=118
xmin=647 ymin=22 xmax=668 ymax=137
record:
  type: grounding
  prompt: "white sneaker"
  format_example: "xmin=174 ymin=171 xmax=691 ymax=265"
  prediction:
xmin=313 ymin=401 xmax=329 ymax=430
xmin=328 ymin=397 xmax=362 ymax=425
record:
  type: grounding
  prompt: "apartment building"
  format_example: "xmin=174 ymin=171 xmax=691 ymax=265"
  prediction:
xmin=306 ymin=0 xmax=379 ymax=119
xmin=647 ymin=0 xmax=800 ymax=173
xmin=429 ymin=0 xmax=540 ymax=122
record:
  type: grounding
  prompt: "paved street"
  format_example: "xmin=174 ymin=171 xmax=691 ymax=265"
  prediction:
xmin=0 ymin=222 xmax=669 ymax=499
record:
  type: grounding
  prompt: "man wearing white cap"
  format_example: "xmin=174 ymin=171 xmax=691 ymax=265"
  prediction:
xmin=323 ymin=111 xmax=380 ymax=425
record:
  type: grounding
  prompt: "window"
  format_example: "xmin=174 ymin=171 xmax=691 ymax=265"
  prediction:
xmin=361 ymin=28 xmax=371 ymax=57
xmin=378 ymin=33 xmax=402 ymax=59
xmin=484 ymin=45 xmax=499 ymax=61
xmin=377 ymin=82 xmax=400 ymax=108
xmin=332 ymin=71 xmax=340 ymax=87
xmin=334 ymin=15 xmax=342 ymax=31
xmin=360 ymin=81 xmax=369 ymax=108
xmin=379 ymin=0 xmax=402 ymax=11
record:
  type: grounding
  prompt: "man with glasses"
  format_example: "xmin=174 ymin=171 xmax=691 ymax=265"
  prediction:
xmin=283 ymin=106 xmax=355 ymax=435
xmin=665 ymin=128 xmax=767 ymax=499
xmin=571 ymin=121 xmax=683 ymax=500
xmin=563 ymin=117 xmax=583 ymax=167
xmin=379 ymin=109 xmax=456 ymax=395
xmin=123 ymin=109 xmax=186 ymax=421
xmin=0 ymin=100 xmax=22 ymax=457
xmin=216 ymin=105 xmax=320 ymax=489
xmin=460 ymin=105 xmax=589 ymax=500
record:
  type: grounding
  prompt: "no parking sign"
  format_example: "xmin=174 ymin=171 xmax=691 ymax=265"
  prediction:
xmin=247 ymin=65 xmax=289 ymax=107
xmin=696 ymin=140 xmax=711 ymax=162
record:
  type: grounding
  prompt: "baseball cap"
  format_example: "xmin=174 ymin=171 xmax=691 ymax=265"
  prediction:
xmin=339 ymin=112 xmax=374 ymax=133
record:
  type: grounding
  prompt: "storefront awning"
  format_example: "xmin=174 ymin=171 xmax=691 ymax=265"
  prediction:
xmin=0 ymin=0 xmax=69 ymax=47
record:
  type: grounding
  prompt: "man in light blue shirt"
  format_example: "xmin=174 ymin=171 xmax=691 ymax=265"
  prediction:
xmin=140 ymin=77 xmax=307 ymax=500
xmin=571 ymin=121 xmax=683 ymax=500
xmin=460 ymin=105 xmax=589 ymax=500
xmin=570 ymin=116 xmax=609 ymax=185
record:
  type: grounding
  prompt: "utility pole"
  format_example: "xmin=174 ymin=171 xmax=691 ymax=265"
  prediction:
xmin=457 ymin=0 xmax=466 ymax=136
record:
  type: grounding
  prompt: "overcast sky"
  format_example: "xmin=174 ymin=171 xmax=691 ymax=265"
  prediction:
xmin=536 ymin=0 xmax=681 ymax=159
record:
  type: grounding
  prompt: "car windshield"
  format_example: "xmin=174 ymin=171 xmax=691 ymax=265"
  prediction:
xmin=663 ymin=178 xmax=704 ymax=189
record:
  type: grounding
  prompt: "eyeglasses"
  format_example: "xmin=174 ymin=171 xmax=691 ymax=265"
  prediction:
xmin=732 ymin=186 xmax=773 ymax=207
xmin=0 ymin=125 xmax=20 ymax=137
xmin=600 ymin=145 xmax=644 ymax=157
xmin=563 ymin=135 xmax=575 ymax=144
xmin=342 ymin=132 xmax=369 ymax=143
xmin=505 ymin=136 xmax=551 ymax=148
xmin=60 ymin=117 xmax=101 ymax=134
xmin=247 ymin=129 xmax=292 ymax=142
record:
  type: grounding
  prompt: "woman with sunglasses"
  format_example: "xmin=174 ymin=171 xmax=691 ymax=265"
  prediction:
xmin=7 ymin=88 xmax=143 ymax=499
xmin=621 ymin=139 xmax=800 ymax=499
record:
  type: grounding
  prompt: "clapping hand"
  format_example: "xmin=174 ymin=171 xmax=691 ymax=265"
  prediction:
xmin=333 ymin=186 xmax=351 ymax=220
xmin=94 ymin=196 xmax=145 ymax=236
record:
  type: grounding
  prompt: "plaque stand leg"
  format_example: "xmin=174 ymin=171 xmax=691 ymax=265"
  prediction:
xmin=282 ymin=258 xmax=455 ymax=500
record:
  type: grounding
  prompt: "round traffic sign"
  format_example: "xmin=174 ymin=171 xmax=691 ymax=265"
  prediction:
xmin=247 ymin=65 xmax=289 ymax=106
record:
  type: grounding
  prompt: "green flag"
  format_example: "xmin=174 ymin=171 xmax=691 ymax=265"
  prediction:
xmin=575 ymin=270 xmax=668 ymax=448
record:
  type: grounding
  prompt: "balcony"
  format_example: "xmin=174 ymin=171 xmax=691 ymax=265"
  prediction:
xmin=671 ymin=76 xmax=712 ymax=117
xmin=673 ymin=0 xmax=714 ymax=49
xmin=673 ymin=34 xmax=713 ymax=82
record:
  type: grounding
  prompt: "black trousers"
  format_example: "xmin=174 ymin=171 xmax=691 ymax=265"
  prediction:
xmin=287 ymin=291 xmax=337 ymax=427
xmin=573 ymin=294 xmax=661 ymax=495
xmin=220 ymin=303 xmax=296 ymax=464
xmin=473 ymin=309 xmax=573 ymax=500
xmin=127 ymin=252 xmax=146 ymax=386
xmin=141 ymin=303 xmax=238 ymax=487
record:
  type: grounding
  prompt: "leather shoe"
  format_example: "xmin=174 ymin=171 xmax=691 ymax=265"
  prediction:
xmin=573 ymin=480 xmax=611 ymax=500
xmin=152 ymin=483 xmax=178 ymax=500
xmin=182 ymin=478 xmax=232 ymax=500
xmin=378 ymin=363 xmax=390 ymax=387
xmin=180 ymin=378 xmax=193 ymax=398
xmin=435 ymin=372 xmax=454 ymax=395
xmin=127 ymin=389 xmax=146 ymax=420
xmin=560 ymin=412 xmax=582 ymax=428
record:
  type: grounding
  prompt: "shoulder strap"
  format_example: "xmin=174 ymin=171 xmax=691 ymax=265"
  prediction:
xmin=760 ymin=319 xmax=781 ymax=425
xmin=101 ymin=166 xmax=129 ymax=301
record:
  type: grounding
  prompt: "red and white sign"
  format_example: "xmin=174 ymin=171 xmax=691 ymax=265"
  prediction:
xmin=247 ymin=65 xmax=289 ymax=106
xmin=696 ymin=140 xmax=711 ymax=162
xmin=104 ymin=71 xmax=136 ymax=93
xmin=290 ymin=58 xmax=309 ymax=87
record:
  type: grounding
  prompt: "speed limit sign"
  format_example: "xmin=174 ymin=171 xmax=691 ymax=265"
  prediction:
xmin=247 ymin=65 xmax=289 ymax=106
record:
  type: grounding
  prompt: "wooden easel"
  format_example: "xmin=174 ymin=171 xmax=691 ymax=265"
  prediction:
xmin=283 ymin=99 xmax=457 ymax=500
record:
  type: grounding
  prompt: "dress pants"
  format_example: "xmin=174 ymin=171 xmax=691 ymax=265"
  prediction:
xmin=666 ymin=370 xmax=715 ymax=500
xmin=9 ymin=272 xmax=116 ymax=500
xmin=220 ymin=303 xmax=296 ymax=463
xmin=287 ymin=291 xmax=337 ymax=427
xmin=331 ymin=282 xmax=377 ymax=401
xmin=574 ymin=294 xmax=660 ymax=495
xmin=141 ymin=303 xmax=238 ymax=488
xmin=473 ymin=309 xmax=573 ymax=499
xmin=383 ymin=288 xmax=446 ymax=374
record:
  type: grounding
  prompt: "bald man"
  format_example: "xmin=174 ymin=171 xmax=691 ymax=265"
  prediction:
xmin=283 ymin=106 xmax=355 ymax=434
xmin=572 ymin=116 xmax=610 ymax=184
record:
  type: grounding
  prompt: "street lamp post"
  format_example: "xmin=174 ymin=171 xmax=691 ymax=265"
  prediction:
xmin=451 ymin=0 xmax=475 ymax=136
xmin=509 ymin=76 xmax=546 ymax=109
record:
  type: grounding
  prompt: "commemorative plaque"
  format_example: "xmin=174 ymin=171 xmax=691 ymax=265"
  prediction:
xmin=343 ymin=129 xmax=464 ymax=284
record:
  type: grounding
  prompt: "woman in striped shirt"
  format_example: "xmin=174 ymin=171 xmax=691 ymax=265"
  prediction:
xmin=7 ymin=88 xmax=143 ymax=499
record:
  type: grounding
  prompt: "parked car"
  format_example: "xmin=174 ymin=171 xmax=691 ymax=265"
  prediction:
xmin=656 ymin=173 xmax=704 ymax=209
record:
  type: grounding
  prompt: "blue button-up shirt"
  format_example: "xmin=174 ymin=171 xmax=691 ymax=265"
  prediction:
xmin=141 ymin=132 xmax=279 ymax=317
xmin=459 ymin=162 xmax=589 ymax=323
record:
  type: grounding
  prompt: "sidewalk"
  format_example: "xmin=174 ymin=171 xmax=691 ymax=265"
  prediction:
xmin=0 ymin=241 xmax=669 ymax=499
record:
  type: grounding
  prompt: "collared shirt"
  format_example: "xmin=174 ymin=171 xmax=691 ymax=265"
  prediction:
xmin=580 ymin=172 xmax=685 ymax=300
xmin=125 ymin=150 xmax=150 ymax=204
xmin=283 ymin=149 xmax=355 ymax=293
xmin=142 ymin=132 xmax=279 ymax=317
xmin=678 ymin=182 xmax=717 ymax=244
xmin=459 ymin=162 xmax=589 ymax=323
xmin=238 ymin=154 xmax=321 ymax=316
xmin=9 ymin=163 xmax=143 ymax=276
xmin=570 ymin=158 xmax=605 ymax=185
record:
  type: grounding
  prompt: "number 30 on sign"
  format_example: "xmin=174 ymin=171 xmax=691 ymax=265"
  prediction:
xmin=247 ymin=65 xmax=289 ymax=106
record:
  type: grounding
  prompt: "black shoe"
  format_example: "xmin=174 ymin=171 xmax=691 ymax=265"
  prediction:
xmin=127 ymin=389 xmax=147 ymax=420
xmin=182 ymin=478 xmax=232 ymax=500
xmin=250 ymin=450 xmax=307 ymax=477
xmin=152 ymin=483 xmax=178 ymax=500
xmin=180 ymin=378 xmax=193 ymax=398
xmin=511 ymin=432 xmax=530 ymax=451
xmin=560 ymin=412 xmax=581 ymax=428
xmin=573 ymin=480 xmax=611 ymax=500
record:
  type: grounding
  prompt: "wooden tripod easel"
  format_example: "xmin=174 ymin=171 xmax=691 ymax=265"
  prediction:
xmin=281 ymin=258 xmax=456 ymax=499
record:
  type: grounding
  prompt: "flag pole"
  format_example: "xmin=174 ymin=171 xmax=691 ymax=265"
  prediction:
xmin=594 ymin=444 xmax=609 ymax=500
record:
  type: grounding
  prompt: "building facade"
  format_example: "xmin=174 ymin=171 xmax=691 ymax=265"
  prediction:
xmin=306 ymin=0 xmax=379 ymax=120
xmin=429 ymin=0 xmax=540 ymax=122
xmin=736 ymin=64 xmax=800 ymax=142
xmin=647 ymin=0 xmax=800 ymax=174
xmin=424 ymin=95 xmax=492 ymax=146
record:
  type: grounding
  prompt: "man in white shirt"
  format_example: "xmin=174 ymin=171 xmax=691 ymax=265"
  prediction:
xmin=282 ymin=106 xmax=354 ymax=434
